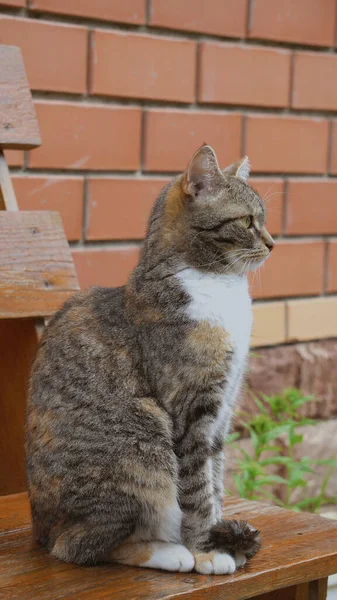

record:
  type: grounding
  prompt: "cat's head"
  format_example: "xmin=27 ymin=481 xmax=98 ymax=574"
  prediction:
xmin=155 ymin=144 xmax=274 ymax=276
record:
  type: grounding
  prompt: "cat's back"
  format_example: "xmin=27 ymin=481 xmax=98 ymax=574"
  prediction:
xmin=28 ymin=285 xmax=139 ymax=411
xmin=38 ymin=285 xmax=129 ymax=357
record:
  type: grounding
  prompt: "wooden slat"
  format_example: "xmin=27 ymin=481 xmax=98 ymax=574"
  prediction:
xmin=0 ymin=149 xmax=18 ymax=210
xmin=0 ymin=493 xmax=31 ymax=532
xmin=254 ymin=583 xmax=309 ymax=599
xmin=0 ymin=45 xmax=41 ymax=149
xmin=0 ymin=319 xmax=39 ymax=495
xmin=0 ymin=211 xmax=79 ymax=318
xmin=1 ymin=494 xmax=337 ymax=600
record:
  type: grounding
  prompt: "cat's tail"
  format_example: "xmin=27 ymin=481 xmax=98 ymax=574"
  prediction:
xmin=207 ymin=519 xmax=261 ymax=559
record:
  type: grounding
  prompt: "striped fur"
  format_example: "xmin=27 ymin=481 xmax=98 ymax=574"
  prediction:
xmin=26 ymin=145 xmax=269 ymax=573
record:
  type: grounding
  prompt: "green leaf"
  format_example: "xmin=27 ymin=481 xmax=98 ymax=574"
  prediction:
xmin=255 ymin=475 xmax=289 ymax=486
xmin=226 ymin=432 xmax=241 ymax=443
xmin=247 ymin=426 xmax=261 ymax=452
xmin=260 ymin=456 xmax=293 ymax=466
xmin=289 ymin=434 xmax=303 ymax=446
xmin=262 ymin=445 xmax=284 ymax=453
xmin=233 ymin=474 xmax=246 ymax=497
xmin=264 ymin=424 xmax=291 ymax=443
xmin=288 ymin=478 xmax=308 ymax=488
xmin=251 ymin=392 xmax=268 ymax=415
xmin=295 ymin=418 xmax=317 ymax=426
xmin=291 ymin=496 xmax=321 ymax=510
xmin=308 ymin=459 xmax=337 ymax=467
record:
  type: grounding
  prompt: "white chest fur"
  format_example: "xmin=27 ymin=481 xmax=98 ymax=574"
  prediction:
xmin=176 ymin=269 xmax=253 ymax=434
xmin=177 ymin=269 xmax=252 ymax=356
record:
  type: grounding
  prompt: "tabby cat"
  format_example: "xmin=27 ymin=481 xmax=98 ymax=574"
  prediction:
xmin=26 ymin=144 xmax=274 ymax=574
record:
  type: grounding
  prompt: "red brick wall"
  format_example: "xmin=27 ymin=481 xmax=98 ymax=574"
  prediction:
xmin=2 ymin=0 xmax=337 ymax=347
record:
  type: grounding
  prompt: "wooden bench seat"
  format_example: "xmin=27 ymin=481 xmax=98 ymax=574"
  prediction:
xmin=2 ymin=493 xmax=337 ymax=600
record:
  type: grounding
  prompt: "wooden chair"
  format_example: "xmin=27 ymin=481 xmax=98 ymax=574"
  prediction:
xmin=1 ymin=43 xmax=337 ymax=600
xmin=0 ymin=44 xmax=79 ymax=496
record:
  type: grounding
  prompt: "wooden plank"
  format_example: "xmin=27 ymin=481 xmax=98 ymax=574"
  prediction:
xmin=0 ymin=45 xmax=41 ymax=149
xmin=1 ymin=495 xmax=337 ymax=599
xmin=0 ymin=320 xmax=38 ymax=495
xmin=0 ymin=493 xmax=31 ymax=533
xmin=0 ymin=149 xmax=18 ymax=210
xmin=0 ymin=211 xmax=79 ymax=318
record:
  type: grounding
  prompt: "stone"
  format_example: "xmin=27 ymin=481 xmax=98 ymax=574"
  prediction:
xmin=239 ymin=339 xmax=337 ymax=421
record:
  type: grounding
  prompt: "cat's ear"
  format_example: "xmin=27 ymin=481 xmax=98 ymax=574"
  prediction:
xmin=182 ymin=144 xmax=220 ymax=198
xmin=223 ymin=156 xmax=251 ymax=183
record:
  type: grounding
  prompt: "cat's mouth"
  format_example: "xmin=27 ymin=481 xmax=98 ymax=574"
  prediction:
xmin=226 ymin=249 xmax=270 ymax=274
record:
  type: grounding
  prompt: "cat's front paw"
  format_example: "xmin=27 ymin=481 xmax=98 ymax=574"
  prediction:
xmin=209 ymin=519 xmax=260 ymax=561
xmin=194 ymin=551 xmax=236 ymax=575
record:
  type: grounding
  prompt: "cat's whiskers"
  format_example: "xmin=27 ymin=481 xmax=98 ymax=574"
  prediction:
xmin=263 ymin=191 xmax=287 ymax=204
xmin=198 ymin=251 xmax=244 ymax=272
xmin=261 ymin=181 xmax=278 ymax=202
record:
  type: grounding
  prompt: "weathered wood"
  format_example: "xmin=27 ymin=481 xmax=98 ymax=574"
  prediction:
xmin=0 ymin=149 xmax=18 ymax=210
xmin=0 ymin=493 xmax=31 ymax=532
xmin=0 ymin=494 xmax=336 ymax=600
xmin=254 ymin=584 xmax=308 ymax=600
xmin=309 ymin=578 xmax=328 ymax=600
xmin=253 ymin=580 xmax=328 ymax=600
xmin=0 ymin=45 xmax=41 ymax=149
xmin=0 ymin=211 xmax=79 ymax=318
xmin=0 ymin=320 xmax=38 ymax=495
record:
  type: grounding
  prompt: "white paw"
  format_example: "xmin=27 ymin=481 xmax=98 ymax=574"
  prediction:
xmin=142 ymin=543 xmax=195 ymax=572
xmin=194 ymin=551 xmax=236 ymax=575
xmin=235 ymin=552 xmax=247 ymax=568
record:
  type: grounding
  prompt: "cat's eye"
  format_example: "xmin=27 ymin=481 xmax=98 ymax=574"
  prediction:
xmin=242 ymin=216 xmax=254 ymax=229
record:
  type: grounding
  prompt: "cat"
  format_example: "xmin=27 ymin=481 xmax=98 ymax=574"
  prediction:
xmin=26 ymin=144 xmax=273 ymax=575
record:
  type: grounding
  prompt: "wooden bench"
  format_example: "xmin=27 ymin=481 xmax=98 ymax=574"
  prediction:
xmin=2 ymin=493 xmax=337 ymax=600
xmin=0 ymin=44 xmax=79 ymax=496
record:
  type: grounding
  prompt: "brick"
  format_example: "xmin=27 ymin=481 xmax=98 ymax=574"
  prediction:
xmin=28 ymin=102 xmax=141 ymax=171
xmin=30 ymin=0 xmax=145 ymax=24
xmin=251 ymin=302 xmax=286 ymax=347
xmin=250 ymin=240 xmax=324 ymax=299
xmin=0 ymin=0 xmax=24 ymax=6
xmin=144 ymin=110 xmax=241 ymax=172
xmin=0 ymin=16 xmax=87 ymax=94
xmin=293 ymin=53 xmax=337 ymax=111
xmin=90 ymin=30 xmax=196 ymax=103
xmin=328 ymin=122 xmax=337 ymax=174
xmin=245 ymin=116 xmax=329 ymax=174
xmin=87 ymin=178 xmax=169 ymax=241
xmin=12 ymin=176 xmax=83 ymax=241
xmin=5 ymin=150 xmax=24 ymax=168
xmin=286 ymin=180 xmax=337 ymax=235
xmin=199 ymin=43 xmax=290 ymax=108
xmin=288 ymin=298 xmax=337 ymax=342
xmin=249 ymin=0 xmax=336 ymax=46
xmin=73 ymin=247 xmax=140 ymax=289
xmin=149 ymin=0 xmax=247 ymax=38
xmin=327 ymin=240 xmax=337 ymax=293
xmin=250 ymin=179 xmax=284 ymax=235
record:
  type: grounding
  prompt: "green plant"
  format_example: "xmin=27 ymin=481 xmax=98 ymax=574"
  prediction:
xmin=227 ymin=388 xmax=337 ymax=513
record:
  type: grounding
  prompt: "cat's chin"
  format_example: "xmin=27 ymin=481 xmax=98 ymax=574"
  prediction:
xmin=242 ymin=256 xmax=268 ymax=273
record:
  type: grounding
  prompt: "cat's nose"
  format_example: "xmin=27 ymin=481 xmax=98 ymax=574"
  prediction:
xmin=263 ymin=231 xmax=275 ymax=252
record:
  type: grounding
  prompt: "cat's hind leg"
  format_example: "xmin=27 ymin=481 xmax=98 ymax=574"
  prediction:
xmin=110 ymin=541 xmax=194 ymax=572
